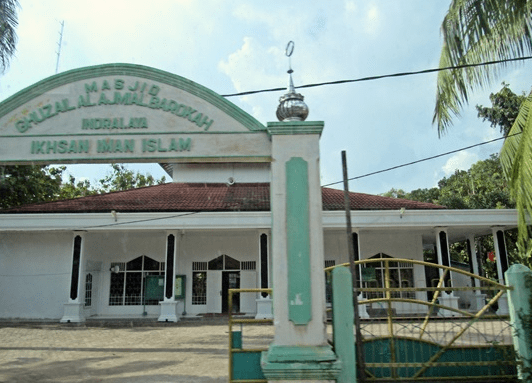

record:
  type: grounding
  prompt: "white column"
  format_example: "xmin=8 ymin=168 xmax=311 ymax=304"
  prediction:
xmin=434 ymin=228 xmax=459 ymax=316
xmin=262 ymin=121 xmax=340 ymax=381
xmin=159 ymin=230 xmax=180 ymax=322
xmin=467 ymin=234 xmax=486 ymax=311
xmin=353 ymin=229 xmax=369 ymax=319
xmin=60 ymin=232 xmax=86 ymax=323
xmin=492 ymin=227 xmax=509 ymax=315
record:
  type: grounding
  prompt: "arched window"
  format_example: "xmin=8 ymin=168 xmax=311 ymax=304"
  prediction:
xmin=109 ymin=255 xmax=164 ymax=306
xmin=363 ymin=253 xmax=414 ymax=299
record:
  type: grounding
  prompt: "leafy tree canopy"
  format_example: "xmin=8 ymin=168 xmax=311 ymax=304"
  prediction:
xmin=98 ymin=164 xmax=166 ymax=193
xmin=381 ymin=154 xmax=529 ymax=269
xmin=476 ymin=83 xmax=527 ymax=137
xmin=0 ymin=165 xmax=62 ymax=209
xmin=382 ymin=154 xmax=514 ymax=210
xmin=0 ymin=164 xmax=166 ymax=209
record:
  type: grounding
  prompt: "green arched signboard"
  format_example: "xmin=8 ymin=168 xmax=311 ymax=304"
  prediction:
xmin=0 ymin=64 xmax=270 ymax=165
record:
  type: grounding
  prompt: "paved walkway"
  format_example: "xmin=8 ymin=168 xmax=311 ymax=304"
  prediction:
xmin=0 ymin=318 xmax=274 ymax=383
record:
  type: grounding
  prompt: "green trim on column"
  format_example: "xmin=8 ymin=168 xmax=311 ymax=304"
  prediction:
xmin=286 ymin=157 xmax=311 ymax=325
xmin=267 ymin=121 xmax=324 ymax=137
xmin=505 ymin=264 xmax=532 ymax=381
xmin=332 ymin=267 xmax=357 ymax=383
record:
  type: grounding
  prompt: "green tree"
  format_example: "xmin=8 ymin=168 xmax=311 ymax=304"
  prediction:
xmin=0 ymin=165 xmax=63 ymax=208
xmin=382 ymin=154 xmax=513 ymax=210
xmin=58 ymin=174 xmax=99 ymax=200
xmin=0 ymin=0 xmax=19 ymax=72
xmin=0 ymin=164 xmax=167 ymax=209
xmin=382 ymin=154 xmax=528 ymax=270
xmin=434 ymin=1 xmax=532 ymax=250
xmin=380 ymin=188 xmax=408 ymax=199
xmin=476 ymin=83 xmax=527 ymax=137
xmin=98 ymin=164 xmax=166 ymax=193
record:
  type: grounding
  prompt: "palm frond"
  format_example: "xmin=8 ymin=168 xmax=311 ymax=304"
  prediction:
xmin=434 ymin=0 xmax=532 ymax=135
xmin=0 ymin=0 xmax=19 ymax=72
xmin=500 ymin=89 xmax=532 ymax=248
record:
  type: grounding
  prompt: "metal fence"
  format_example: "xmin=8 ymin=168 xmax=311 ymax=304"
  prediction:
xmin=228 ymin=288 xmax=273 ymax=383
xmin=326 ymin=258 xmax=519 ymax=382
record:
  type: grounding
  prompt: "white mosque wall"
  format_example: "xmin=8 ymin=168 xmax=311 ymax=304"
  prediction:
xmin=0 ymin=232 xmax=72 ymax=319
xmin=171 ymin=163 xmax=270 ymax=183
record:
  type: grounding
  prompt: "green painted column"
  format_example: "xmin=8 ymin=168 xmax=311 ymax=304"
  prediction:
xmin=286 ymin=157 xmax=312 ymax=325
xmin=505 ymin=264 xmax=532 ymax=381
xmin=262 ymin=121 xmax=341 ymax=381
xmin=332 ymin=267 xmax=356 ymax=383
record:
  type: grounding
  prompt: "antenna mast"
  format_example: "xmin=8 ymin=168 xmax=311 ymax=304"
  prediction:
xmin=55 ymin=21 xmax=65 ymax=74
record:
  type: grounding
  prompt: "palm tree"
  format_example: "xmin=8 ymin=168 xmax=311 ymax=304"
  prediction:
xmin=0 ymin=0 xmax=19 ymax=72
xmin=434 ymin=0 xmax=532 ymax=250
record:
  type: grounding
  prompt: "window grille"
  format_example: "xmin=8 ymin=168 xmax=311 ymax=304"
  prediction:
xmin=192 ymin=271 xmax=207 ymax=305
xmin=325 ymin=260 xmax=336 ymax=268
xmin=363 ymin=253 xmax=415 ymax=299
xmin=108 ymin=256 xmax=164 ymax=306
xmin=84 ymin=273 xmax=92 ymax=307
xmin=241 ymin=261 xmax=256 ymax=270
xmin=192 ymin=261 xmax=208 ymax=271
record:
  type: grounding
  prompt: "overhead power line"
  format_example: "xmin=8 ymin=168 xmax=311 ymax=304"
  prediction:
xmin=221 ymin=56 xmax=532 ymax=98
xmin=321 ymin=132 xmax=520 ymax=188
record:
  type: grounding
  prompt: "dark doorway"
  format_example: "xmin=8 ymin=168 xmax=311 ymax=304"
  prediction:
xmin=222 ymin=271 xmax=240 ymax=313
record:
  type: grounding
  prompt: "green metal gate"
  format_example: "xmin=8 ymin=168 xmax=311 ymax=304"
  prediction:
xmin=326 ymin=259 xmax=519 ymax=382
xmin=228 ymin=288 xmax=273 ymax=383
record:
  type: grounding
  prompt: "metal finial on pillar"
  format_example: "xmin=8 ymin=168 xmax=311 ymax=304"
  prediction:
xmin=276 ymin=41 xmax=309 ymax=122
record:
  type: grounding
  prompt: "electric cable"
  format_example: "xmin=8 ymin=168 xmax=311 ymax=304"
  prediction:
xmin=321 ymin=132 xmax=521 ymax=188
xmin=221 ymin=56 xmax=532 ymax=98
xmin=79 ymin=211 xmax=201 ymax=229
xmin=71 ymin=133 xmax=522 ymax=228
xmin=72 ymin=134 xmax=520 ymax=228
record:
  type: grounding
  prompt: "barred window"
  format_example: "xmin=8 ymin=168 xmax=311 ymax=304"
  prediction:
xmin=192 ymin=271 xmax=207 ymax=305
xmin=363 ymin=253 xmax=414 ymax=299
xmin=241 ymin=261 xmax=256 ymax=270
xmin=84 ymin=273 xmax=93 ymax=307
xmin=192 ymin=262 xmax=208 ymax=271
xmin=109 ymin=255 xmax=164 ymax=306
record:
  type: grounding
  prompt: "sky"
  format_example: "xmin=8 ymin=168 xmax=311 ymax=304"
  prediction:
xmin=1 ymin=0 xmax=531 ymax=195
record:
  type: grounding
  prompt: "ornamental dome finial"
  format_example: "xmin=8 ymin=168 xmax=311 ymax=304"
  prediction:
xmin=276 ymin=41 xmax=309 ymax=122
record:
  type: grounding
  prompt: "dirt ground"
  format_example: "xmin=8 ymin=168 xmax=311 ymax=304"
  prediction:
xmin=0 ymin=318 xmax=275 ymax=383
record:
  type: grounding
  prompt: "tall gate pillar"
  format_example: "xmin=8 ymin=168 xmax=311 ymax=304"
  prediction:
xmin=261 ymin=121 xmax=341 ymax=382
xmin=505 ymin=264 xmax=532 ymax=381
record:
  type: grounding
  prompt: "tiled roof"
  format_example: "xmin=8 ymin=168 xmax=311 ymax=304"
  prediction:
xmin=1 ymin=182 xmax=444 ymax=214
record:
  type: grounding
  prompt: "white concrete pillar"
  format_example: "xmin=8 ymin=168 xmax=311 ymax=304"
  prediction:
xmin=434 ymin=228 xmax=459 ymax=316
xmin=353 ymin=229 xmax=369 ymax=319
xmin=467 ymin=235 xmax=480 ymax=285
xmin=492 ymin=227 xmax=509 ymax=315
xmin=262 ymin=121 xmax=340 ymax=381
xmin=467 ymin=235 xmax=486 ymax=311
xmin=159 ymin=230 xmax=180 ymax=322
xmin=60 ymin=232 xmax=86 ymax=323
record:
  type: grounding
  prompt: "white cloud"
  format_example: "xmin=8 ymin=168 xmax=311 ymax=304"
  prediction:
xmin=345 ymin=1 xmax=356 ymax=14
xmin=218 ymin=37 xmax=286 ymax=121
xmin=363 ymin=3 xmax=381 ymax=35
xmin=442 ymin=151 xmax=479 ymax=176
